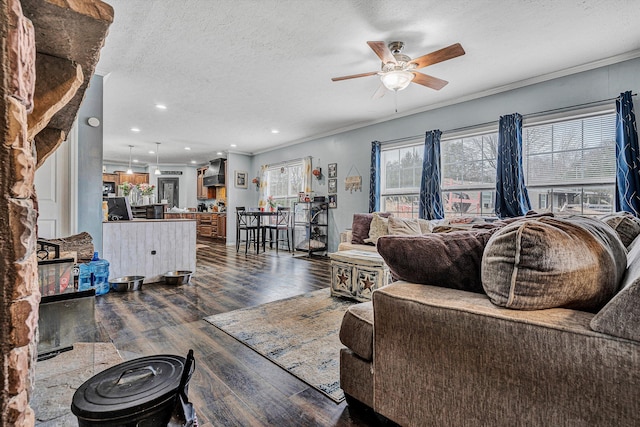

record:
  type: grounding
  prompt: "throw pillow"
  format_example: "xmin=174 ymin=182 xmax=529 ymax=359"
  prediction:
xmin=376 ymin=229 xmax=499 ymax=294
xmin=388 ymin=216 xmax=421 ymax=235
xmin=481 ymin=216 xmax=626 ymax=311
xmin=364 ymin=213 xmax=390 ymax=244
xmin=600 ymin=211 xmax=640 ymax=248
xmin=590 ymin=237 xmax=640 ymax=341
xmin=417 ymin=218 xmax=432 ymax=234
xmin=351 ymin=212 xmax=391 ymax=245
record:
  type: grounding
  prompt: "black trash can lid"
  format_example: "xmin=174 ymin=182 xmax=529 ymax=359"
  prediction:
xmin=71 ymin=354 xmax=185 ymax=420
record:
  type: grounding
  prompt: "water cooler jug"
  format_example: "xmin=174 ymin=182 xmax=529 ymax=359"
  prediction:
xmin=78 ymin=252 xmax=110 ymax=296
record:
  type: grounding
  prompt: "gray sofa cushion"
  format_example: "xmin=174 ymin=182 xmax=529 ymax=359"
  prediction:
xmin=377 ymin=229 xmax=498 ymax=294
xmin=481 ymin=216 xmax=626 ymax=311
xmin=339 ymin=302 xmax=374 ymax=361
xmin=591 ymin=234 xmax=640 ymax=340
xmin=601 ymin=211 xmax=640 ymax=248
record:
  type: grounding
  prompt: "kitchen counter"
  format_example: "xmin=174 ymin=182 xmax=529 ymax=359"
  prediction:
xmin=103 ymin=218 xmax=196 ymax=223
xmin=102 ymin=219 xmax=196 ymax=283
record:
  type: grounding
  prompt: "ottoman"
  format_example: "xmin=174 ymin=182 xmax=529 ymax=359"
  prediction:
xmin=329 ymin=249 xmax=391 ymax=301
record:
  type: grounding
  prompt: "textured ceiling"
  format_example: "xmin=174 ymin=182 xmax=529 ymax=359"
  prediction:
xmin=97 ymin=0 xmax=640 ymax=167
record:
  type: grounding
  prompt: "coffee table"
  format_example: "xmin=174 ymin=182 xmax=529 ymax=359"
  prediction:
xmin=329 ymin=250 xmax=391 ymax=302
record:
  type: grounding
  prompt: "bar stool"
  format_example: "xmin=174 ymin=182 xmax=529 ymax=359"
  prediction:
xmin=236 ymin=207 xmax=259 ymax=254
xmin=266 ymin=207 xmax=291 ymax=252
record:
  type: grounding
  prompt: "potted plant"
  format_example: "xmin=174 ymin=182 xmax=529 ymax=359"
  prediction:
xmin=137 ymin=183 xmax=156 ymax=205
xmin=119 ymin=181 xmax=134 ymax=196
xmin=267 ymin=195 xmax=277 ymax=211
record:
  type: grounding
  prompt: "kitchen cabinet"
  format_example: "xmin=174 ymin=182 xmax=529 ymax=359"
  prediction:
xmin=196 ymin=167 xmax=216 ymax=200
xmin=102 ymin=173 xmax=118 ymax=185
xmin=196 ymin=213 xmax=226 ymax=239
xmin=218 ymin=214 xmax=226 ymax=238
xmin=116 ymin=171 xmax=149 ymax=187
xmin=104 ymin=172 xmax=149 ymax=194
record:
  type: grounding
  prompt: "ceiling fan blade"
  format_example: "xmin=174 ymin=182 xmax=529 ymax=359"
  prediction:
xmin=372 ymin=83 xmax=386 ymax=99
xmin=367 ymin=41 xmax=397 ymax=65
xmin=409 ymin=43 xmax=465 ymax=69
xmin=331 ymin=71 xmax=379 ymax=82
xmin=411 ymin=72 xmax=448 ymax=90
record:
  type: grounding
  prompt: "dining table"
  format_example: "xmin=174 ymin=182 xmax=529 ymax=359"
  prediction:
xmin=240 ymin=210 xmax=279 ymax=254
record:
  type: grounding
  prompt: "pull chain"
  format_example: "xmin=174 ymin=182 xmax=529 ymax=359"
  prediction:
xmin=394 ymin=90 xmax=398 ymax=113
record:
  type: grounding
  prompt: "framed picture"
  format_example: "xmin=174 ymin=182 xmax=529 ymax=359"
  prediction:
xmin=328 ymin=163 xmax=337 ymax=178
xmin=328 ymin=178 xmax=337 ymax=194
xmin=235 ymin=171 xmax=248 ymax=188
xmin=328 ymin=194 xmax=337 ymax=208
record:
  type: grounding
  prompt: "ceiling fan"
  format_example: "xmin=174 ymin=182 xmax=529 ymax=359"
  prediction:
xmin=332 ymin=41 xmax=465 ymax=95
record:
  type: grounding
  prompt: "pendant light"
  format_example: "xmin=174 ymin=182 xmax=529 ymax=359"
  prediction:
xmin=126 ymin=145 xmax=133 ymax=174
xmin=154 ymin=142 xmax=161 ymax=175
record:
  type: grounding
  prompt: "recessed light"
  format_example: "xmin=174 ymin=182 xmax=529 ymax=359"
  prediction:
xmin=190 ymin=160 xmax=196 ymax=164
xmin=230 ymin=144 xmax=237 ymax=148
xmin=130 ymin=127 xmax=141 ymax=132
xmin=149 ymin=150 xmax=155 ymax=154
xmin=184 ymin=147 xmax=191 ymax=151
xmin=133 ymin=159 xmax=139 ymax=163
xmin=155 ymin=104 xmax=167 ymax=110
xmin=271 ymin=129 xmax=280 ymax=134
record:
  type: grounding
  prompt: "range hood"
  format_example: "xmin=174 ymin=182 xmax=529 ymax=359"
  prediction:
xmin=203 ymin=158 xmax=226 ymax=186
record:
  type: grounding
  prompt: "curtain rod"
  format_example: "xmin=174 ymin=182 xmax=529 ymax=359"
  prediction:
xmin=524 ymin=93 xmax=635 ymax=119
xmin=265 ymin=155 xmax=310 ymax=169
xmin=381 ymin=93 xmax=637 ymax=145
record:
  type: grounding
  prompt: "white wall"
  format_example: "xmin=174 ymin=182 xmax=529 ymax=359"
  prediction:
xmin=102 ymin=163 xmax=199 ymax=209
xmin=252 ymin=57 xmax=640 ymax=252
xmin=226 ymin=152 xmax=254 ymax=247
xmin=102 ymin=163 xmax=146 ymax=173
xmin=148 ymin=165 xmax=198 ymax=209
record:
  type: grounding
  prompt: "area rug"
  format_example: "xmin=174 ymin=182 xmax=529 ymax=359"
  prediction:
xmin=204 ymin=288 xmax=355 ymax=403
xmin=32 ymin=342 xmax=123 ymax=426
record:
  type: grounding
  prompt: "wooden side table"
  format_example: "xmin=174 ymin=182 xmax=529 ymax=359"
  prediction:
xmin=329 ymin=250 xmax=391 ymax=301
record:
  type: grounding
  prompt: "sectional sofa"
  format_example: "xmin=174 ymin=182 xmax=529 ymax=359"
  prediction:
xmin=339 ymin=212 xmax=640 ymax=426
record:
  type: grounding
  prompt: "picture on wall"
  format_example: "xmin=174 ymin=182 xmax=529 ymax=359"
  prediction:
xmin=328 ymin=163 xmax=337 ymax=178
xmin=328 ymin=194 xmax=337 ymax=208
xmin=328 ymin=178 xmax=337 ymax=194
xmin=235 ymin=171 xmax=248 ymax=188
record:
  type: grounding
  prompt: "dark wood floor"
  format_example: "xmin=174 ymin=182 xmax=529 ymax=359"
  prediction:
xmin=93 ymin=238 xmax=382 ymax=427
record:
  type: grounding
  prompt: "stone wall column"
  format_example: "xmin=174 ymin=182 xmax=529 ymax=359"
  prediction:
xmin=1 ymin=0 xmax=38 ymax=425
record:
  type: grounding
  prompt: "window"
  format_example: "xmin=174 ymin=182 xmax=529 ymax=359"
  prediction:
xmin=380 ymin=142 xmax=423 ymax=218
xmin=441 ymin=132 xmax=498 ymax=217
xmin=523 ymin=112 xmax=616 ymax=216
xmin=265 ymin=161 xmax=305 ymax=207
xmin=378 ymin=108 xmax=616 ymax=220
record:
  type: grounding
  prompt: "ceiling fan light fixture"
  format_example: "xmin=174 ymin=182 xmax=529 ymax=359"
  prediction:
xmin=380 ymin=70 xmax=414 ymax=91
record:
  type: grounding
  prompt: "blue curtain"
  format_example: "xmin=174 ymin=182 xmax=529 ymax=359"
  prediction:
xmin=369 ymin=141 xmax=381 ymax=212
xmin=419 ymin=130 xmax=444 ymax=219
xmin=615 ymin=91 xmax=640 ymax=215
xmin=495 ymin=113 xmax=531 ymax=218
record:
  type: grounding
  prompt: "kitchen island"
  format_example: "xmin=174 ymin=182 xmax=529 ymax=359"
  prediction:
xmin=102 ymin=218 xmax=196 ymax=283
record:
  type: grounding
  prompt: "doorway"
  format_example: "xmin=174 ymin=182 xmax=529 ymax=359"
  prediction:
xmin=157 ymin=177 xmax=179 ymax=208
